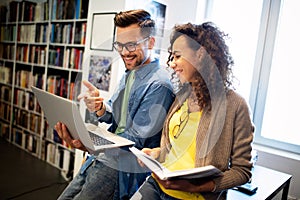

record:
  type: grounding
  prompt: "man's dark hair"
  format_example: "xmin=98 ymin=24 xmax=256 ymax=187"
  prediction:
xmin=114 ymin=9 xmax=156 ymax=37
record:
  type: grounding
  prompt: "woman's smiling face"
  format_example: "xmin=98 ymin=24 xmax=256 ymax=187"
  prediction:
xmin=169 ymin=35 xmax=200 ymax=84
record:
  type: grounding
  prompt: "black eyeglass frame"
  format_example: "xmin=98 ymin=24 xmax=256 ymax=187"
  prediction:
xmin=112 ymin=37 xmax=150 ymax=52
xmin=172 ymin=110 xmax=189 ymax=139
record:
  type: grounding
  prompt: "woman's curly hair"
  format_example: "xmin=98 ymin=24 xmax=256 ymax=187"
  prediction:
xmin=168 ymin=22 xmax=234 ymax=110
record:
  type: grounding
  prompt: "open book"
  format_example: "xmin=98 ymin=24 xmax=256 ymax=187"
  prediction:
xmin=129 ymin=147 xmax=223 ymax=180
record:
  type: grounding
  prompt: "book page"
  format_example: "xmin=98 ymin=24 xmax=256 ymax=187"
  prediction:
xmin=129 ymin=147 xmax=223 ymax=180
xmin=129 ymin=147 xmax=168 ymax=179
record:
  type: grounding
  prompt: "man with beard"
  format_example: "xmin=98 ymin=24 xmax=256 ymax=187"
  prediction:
xmin=55 ymin=9 xmax=175 ymax=200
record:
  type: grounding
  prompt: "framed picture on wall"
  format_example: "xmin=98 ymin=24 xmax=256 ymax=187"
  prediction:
xmin=88 ymin=55 xmax=112 ymax=92
xmin=90 ymin=12 xmax=117 ymax=51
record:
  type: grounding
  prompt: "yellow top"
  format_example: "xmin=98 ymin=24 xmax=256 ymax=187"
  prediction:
xmin=154 ymin=100 xmax=204 ymax=200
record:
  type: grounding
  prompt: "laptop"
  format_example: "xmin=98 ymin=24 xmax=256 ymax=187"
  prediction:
xmin=31 ymin=86 xmax=134 ymax=154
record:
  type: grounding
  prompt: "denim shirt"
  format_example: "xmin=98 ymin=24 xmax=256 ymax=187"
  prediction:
xmin=97 ymin=59 xmax=175 ymax=199
xmin=98 ymin=59 xmax=175 ymax=149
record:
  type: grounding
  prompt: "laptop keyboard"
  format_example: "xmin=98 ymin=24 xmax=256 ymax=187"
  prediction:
xmin=88 ymin=131 xmax=114 ymax=146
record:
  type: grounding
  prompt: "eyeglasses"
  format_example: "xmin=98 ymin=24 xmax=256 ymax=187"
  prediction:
xmin=112 ymin=37 xmax=150 ymax=52
xmin=172 ymin=110 xmax=189 ymax=139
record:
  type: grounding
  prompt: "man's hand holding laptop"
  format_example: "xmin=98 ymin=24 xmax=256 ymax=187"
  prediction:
xmin=54 ymin=80 xmax=103 ymax=152
xmin=55 ymin=122 xmax=87 ymax=151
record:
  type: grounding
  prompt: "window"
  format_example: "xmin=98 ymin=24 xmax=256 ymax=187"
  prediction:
xmin=204 ymin=0 xmax=300 ymax=154
xmin=254 ymin=0 xmax=300 ymax=153
xmin=205 ymin=0 xmax=263 ymax=101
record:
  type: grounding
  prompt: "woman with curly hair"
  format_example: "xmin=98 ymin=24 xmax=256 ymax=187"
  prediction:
xmin=131 ymin=22 xmax=255 ymax=200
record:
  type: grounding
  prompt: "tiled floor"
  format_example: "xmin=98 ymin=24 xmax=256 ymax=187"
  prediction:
xmin=0 ymin=137 xmax=68 ymax=200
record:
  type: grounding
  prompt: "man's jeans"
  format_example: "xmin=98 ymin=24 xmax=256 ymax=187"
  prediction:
xmin=58 ymin=159 xmax=118 ymax=200
xmin=130 ymin=176 xmax=180 ymax=200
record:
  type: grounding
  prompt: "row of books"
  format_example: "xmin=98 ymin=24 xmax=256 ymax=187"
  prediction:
xmin=47 ymin=75 xmax=82 ymax=101
xmin=18 ymin=0 xmax=49 ymax=22
xmin=50 ymin=22 xmax=86 ymax=45
xmin=7 ymin=122 xmax=74 ymax=178
xmin=13 ymin=108 xmax=43 ymax=132
xmin=47 ymin=75 xmax=69 ymax=98
xmin=12 ymin=128 xmax=40 ymax=154
xmin=6 ymin=0 xmax=50 ymax=23
xmin=0 ymin=26 xmax=17 ymax=41
xmin=28 ymin=113 xmax=43 ymax=133
xmin=0 ymin=44 xmax=15 ymax=60
xmin=17 ymin=25 xmax=38 ymax=43
xmin=17 ymin=24 xmax=48 ymax=43
xmin=45 ymin=141 xmax=74 ymax=179
xmin=1 ymin=2 xmax=86 ymax=42
xmin=7 ymin=1 xmax=18 ymax=22
xmin=43 ymin=125 xmax=75 ymax=179
xmin=52 ymin=0 xmax=88 ymax=20
xmin=12 ymin=108 xmax=30 ymax=129
xmin=2 ymin=46 xmax=81 ymax=69
xmin=10 ymin=70 xmax=80 ymax=100
xmin=6 ymin=0 xmax=87 ymax=22
xmin=13 ymin=89 xmax=38 ymax=111
xmin=48 ymin=47 xmax=83 ymax=69
xmin=51 ymin=24 xmax=72 ymax=44
xmin=35 ymin=24 xmax=49 ymax=43
xmin=15 ymin=70 xmax=44 ymax=89
xmin=16 ymin=45 xmax=46 ymax=65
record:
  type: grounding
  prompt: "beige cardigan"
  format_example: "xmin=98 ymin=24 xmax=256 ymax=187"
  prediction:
xmin=159 ymin=87 xmax=254 ymax=199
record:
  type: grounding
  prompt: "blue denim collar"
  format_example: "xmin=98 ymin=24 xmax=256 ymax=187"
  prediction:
xmin=125 ymin=59 xmax=160 ymax=80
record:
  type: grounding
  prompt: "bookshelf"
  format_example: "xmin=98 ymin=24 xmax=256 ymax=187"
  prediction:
xmin=0 ymin=0 xmax=89 ymax=180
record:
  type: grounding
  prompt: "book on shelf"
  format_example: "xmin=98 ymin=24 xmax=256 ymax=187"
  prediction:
xmin=1 ymin=86 xmax=12 ymax=102
xmin=13 ymin=128 xmax=23 ymax=146
xmin=35 ymin=24 xmax=48 ymax=43
xmin=13 ymin=108 xmax=28 ymax=128
xmin=46 ymin=142 xmax=56 ymax=163
xmin=0 ymin=5 xmax=7 ymax=22
xmin=9 ymin=1 xmax=18 ymax=22
xmin=19 ymin=0 xmax=37 ymax=22
xmin=2 ymin=103 xmax=11 ymax=121
xmin=0 ymin=123 xmax=10 ymax=139
xmin=1 ymin=44 xmax=15 ymax=60
xmin=129 ymin=147 xmax=223 ymax=180
xmin=0 ymin=66 xmax=12 ymax=84
xmin=62 ymin=149 xmax=71 ymax=172
xmin=75 ymin=0 xmax=82 ymax=19
xmin=46 ymin=75 xmax=69 ymax=97
xmin=15 ymin=70 xmax=32 ymax=88
xmin=66 ymin=0 xmax=76 ymax=19
xmin=28 ymin=134 xmax=39 ymax=154
xmin=61 ymin=149 xmax=75 ymax=180
xmin=29 ymin=113 xmax=42 ymax=133
xmin=80 ymin=0 xmax=88 ymax=19
xmin=81 ymin=23 xmax=86 ymax=44
xmin=34 ymin=2 xmax=45 ymax=21
xmin=52 ymin=0 xmax=57 ymax=20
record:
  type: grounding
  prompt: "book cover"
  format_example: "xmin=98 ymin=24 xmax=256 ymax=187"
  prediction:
xmin=129 ymin=147 xmax=223 ymax=180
